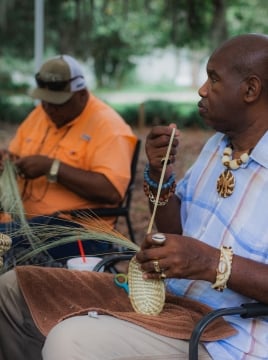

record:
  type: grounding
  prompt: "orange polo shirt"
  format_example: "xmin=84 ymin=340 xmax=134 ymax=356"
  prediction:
xmin=8 ymin=94 xmax=137 ymax=221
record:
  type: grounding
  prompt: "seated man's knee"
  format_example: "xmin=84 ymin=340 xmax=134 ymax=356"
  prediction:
xmin=42 ymin=316 xmax=106 ymax=360
xmin=42 ymin=318 xmax=81 ymax=360
xmin=0 ymin=269 xmax=17 ymax=300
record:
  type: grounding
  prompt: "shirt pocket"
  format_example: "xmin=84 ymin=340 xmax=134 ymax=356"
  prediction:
xmin=55 ymin=139 xmax=92 ymax=170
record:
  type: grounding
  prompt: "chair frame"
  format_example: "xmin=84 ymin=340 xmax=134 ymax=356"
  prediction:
xmin=93 ymin=253 xmax=134 ymax=273
xmin=189 ymin=302 xmax=268 ymax=360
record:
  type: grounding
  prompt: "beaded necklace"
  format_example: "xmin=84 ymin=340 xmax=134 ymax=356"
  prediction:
xmin=217 ymin=145 xmax=250 ymax=198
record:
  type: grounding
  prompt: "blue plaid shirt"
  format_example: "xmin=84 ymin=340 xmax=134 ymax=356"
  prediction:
xmin=166 ymin=131 xmax=268 ymax=359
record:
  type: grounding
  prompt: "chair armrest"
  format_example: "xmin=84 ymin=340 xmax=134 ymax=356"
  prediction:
xmin=93 ymin=253 xmax=134 ymax=273
xmin=240 ymin=302 xmax=268 ymax=318
xmin=189 ymin=302 xmax=268 ymax=360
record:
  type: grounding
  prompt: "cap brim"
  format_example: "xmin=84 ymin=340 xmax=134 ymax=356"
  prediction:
xmin=30 ymin=88 xmax=73 ymax=105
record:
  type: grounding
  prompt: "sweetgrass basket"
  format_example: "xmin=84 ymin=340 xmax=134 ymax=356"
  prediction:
xmin=128 ymin=256 xmax=165 ymax=315
xmin=0 ymin=233 xmax=12 ymax=268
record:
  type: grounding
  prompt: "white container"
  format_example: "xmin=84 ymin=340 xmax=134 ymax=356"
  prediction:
xmin=67 ymin=256 xmax=103 ymax=271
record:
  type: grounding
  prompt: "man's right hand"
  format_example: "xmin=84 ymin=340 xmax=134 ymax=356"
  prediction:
xmin=145 ymin=124 xmax=180 ymax=181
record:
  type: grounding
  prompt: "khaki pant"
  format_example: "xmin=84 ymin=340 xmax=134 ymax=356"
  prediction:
xmin=0 ymin=270 xmax=211 ymax=360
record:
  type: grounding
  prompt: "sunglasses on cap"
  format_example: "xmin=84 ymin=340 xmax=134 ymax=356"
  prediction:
xmin=35 ymin=73 xmax=84 ymax=91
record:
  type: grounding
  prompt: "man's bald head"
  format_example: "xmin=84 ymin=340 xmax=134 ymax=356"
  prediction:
xmin=212 ymin=34 xmax=268 ymax=84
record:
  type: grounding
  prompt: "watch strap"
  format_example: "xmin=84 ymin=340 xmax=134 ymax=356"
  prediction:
xmin=47 ymin=159 xmax=60 ymax=183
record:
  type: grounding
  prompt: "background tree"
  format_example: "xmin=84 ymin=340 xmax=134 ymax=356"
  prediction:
xmin=0 ymin=0 xmax=268 ymax=88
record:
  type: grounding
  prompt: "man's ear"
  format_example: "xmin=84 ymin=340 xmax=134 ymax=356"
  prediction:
xmin=242 ymin=75 xmax=262 ymax=103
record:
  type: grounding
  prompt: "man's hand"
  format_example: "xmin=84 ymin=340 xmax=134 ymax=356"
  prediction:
xmin=0 ymin=149 xmax=19 ymax=171
xmin=145 ymin=124 xmax=180 ymax=181
xmin=136 ymin=232 xmax=218 ymax=283
xmin=14 ymin=155 xmax=52 ymax=179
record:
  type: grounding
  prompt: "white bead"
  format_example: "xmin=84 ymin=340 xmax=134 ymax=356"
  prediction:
xmin=222 ymin=155 xmax=230 ymax=164
xmin=240 ymin=153 xmax=249 ymax=163
xmin=223 ymin=147 xmax=232 ymax=156
xmin=229 ymin=160 xmax=240 ymax=170
xmin=221 ymin=145 xmax=249 ymax=172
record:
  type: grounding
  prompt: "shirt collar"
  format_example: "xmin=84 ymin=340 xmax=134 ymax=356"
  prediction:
xmin=218 ymin=131 xmax=268 ymax=169
xmin=250 ymin=130 xmax=268 ymax=169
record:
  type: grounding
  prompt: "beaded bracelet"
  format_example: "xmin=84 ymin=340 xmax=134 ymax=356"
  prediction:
xmin=144 ymin=163 xmax=175 ymax=190
xmin=144 ymin=180 xmax=176 ymax=206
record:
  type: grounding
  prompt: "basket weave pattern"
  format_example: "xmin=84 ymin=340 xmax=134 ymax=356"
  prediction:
xmin=128 ymin=256 xmax=165 ymax=315
xmin=0 ymin=233 xmax=12 ymax=268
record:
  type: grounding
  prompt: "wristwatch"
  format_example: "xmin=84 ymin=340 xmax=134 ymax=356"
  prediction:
xmin=47 ymin=159 xmax=60 ymax=183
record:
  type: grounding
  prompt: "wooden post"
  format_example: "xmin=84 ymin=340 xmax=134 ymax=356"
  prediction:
xmin=138 ymin=102 xmax=145 ymax=130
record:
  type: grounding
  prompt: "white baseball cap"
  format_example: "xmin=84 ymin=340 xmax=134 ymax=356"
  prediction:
xmin=30 ymin=55 xmax=86 ymax=105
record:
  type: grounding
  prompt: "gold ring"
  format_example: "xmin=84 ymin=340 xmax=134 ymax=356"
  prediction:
xmin=160 ymin=272 xmax=167 ymax=280
xmin=153 ymin=260 xmax=161 ymax=273
xmin=160 ymin=157 xmax=171 ymax=166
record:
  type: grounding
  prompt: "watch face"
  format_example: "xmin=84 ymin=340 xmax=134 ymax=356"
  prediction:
xmin=48 ymin=159 xmax=60 ymax=183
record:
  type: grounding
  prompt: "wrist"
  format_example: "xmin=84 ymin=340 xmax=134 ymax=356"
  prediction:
xmin=143 ymin=164 xmax=176 ymax=206
xmin=144 ymin=163 xmax=175 ymax=189
xmin=211 ymin=246 xmax=233 ymax=291
xmin=148 ymin=164 xmax=174 ymax=183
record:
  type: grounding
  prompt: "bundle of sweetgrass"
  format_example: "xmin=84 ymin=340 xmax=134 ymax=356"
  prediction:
xmin=14 ymin=213 xmax=140 ymax=265
xmin=0 ymin=158 xmax=42 ymax=250
xmin=0 ymin=158 xmax=167 ymax=316
xmin=0 ymin=161 xmax=139 ymax=267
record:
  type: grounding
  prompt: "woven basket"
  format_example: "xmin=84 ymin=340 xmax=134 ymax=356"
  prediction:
xmin=0 ymin=233 xmax=12 ymax=268
xmin=128 ymin=256 xmax=165 ymax=315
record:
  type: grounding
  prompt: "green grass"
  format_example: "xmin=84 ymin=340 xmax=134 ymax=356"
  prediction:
xmin=95 ymin=83 xmax=196 ymax=94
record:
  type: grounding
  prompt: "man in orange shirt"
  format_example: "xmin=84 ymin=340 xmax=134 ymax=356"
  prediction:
xmin=0 ymin=55 xmax=137 ymax=266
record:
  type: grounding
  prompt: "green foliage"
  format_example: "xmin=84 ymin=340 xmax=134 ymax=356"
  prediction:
xmin=0 ymin=1 xmax=34 ymax=58
xmin=143 ymin=100 xmax=177 ymax=125
xmin=0 ymin=0 xmax=268 ymax=93
xmin=112 ymin=100 xmax=208 ymax=129
xmin=110 ymin=103 xmax=139 ymax=127
xmin=0 ymin=97 xmax=34 ymax=124
xmin=0 ymin=97 xmax=206 ymax=129
xmin=227 ymin=0 xmax=268 ymax=36
xmin=1 ymin=0 xmax=267 ymax=89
